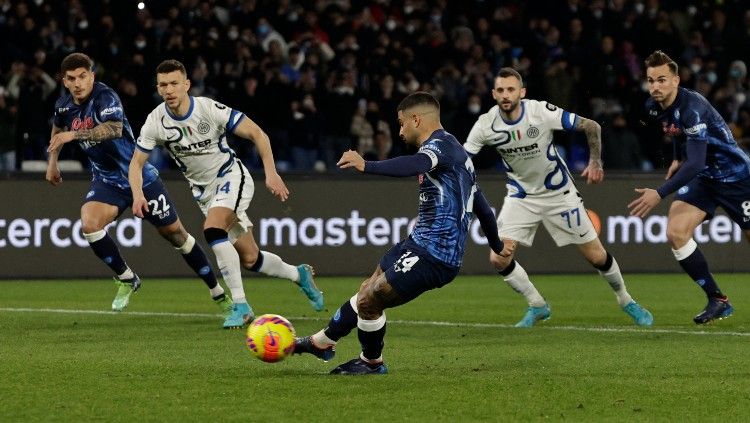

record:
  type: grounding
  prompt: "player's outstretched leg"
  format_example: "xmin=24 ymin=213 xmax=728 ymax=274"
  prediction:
xmin=293 ymin=294 xmax=360 ymax=361
xmin=592 ymin=251 xmax=653 ymax=326
xmin=672 ymin=239 xmax=733 ymax=324
xmin=499 ymin=260 xmax=550 ymax=327
xmin=246 ymin=250 xmax=325 ymax=311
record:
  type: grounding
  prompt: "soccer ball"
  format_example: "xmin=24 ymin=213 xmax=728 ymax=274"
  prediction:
xmin=245 ymin=314 xmax=296 ymax=363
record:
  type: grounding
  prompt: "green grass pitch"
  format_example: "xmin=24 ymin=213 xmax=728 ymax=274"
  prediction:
xmin=1 ymin=274 xmax=749 ymax=421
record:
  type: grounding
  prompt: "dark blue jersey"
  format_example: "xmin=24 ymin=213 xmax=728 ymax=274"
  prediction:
xmin=53 ymin=81 xmax=159 ymax=189
xmin=646 ymin=87 xmax=750 ymax=183
xmin=410 ymin=130 xmax=477 ymax=268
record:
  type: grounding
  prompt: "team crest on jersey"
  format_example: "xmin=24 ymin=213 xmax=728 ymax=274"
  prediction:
xmin=674 ymin=110 xmax=680 ymax=119
xmin=526 ymin=127 xmax=540 ymax=138
xmin=72 ymin=117 xmax=94 ymax=131
xmin=678 ymin=186 xmax=689 ymax=195
xmin=197 ymin=121 xmax=210 ymax=134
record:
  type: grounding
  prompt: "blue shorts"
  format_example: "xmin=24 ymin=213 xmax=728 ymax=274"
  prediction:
xmin=380 ymin=237 xmax=460 ymax=303
xmin=675 ymin=176 xmax=750 ymax=229
xmin=84 ymin=178 xmax=179 ymax=227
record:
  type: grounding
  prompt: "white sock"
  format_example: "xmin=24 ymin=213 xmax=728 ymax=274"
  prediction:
xmin=312 ymin=330 xmax=336 ymax=347
xmin=504 ymin=262 xmax=546 ymax=307
xmin=597 ymin=257 xmax=633 ymax=306
xmin=175 ymin=234 xmax=195 ymax=254
xmin=211 ymin=240 xmax=246 ymax=303
xmin=209 ymin=285 xmax=225 ymax=298
xmin=256 ymin=251 xmax=299 ymax=281
xmin=117 ymin=268 xmax=134 ymax=281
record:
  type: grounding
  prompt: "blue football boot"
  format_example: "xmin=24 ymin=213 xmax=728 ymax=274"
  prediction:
xmin=223 ymin=302 xmax=254 ymax=329
xmin=514 ymin=303 xmax=551 ymax=328
xmin=622 ymin=301 xmax=654 ymax=326
xmin=693 ymin=297 xmax=733 ymax=324
xmin=292 ymin=336 xmax=336 ymax=362
xmin=297 ymin=264 xmax=324 ymax=311
xmin=330 ymin=357 xmax=388 ymax=375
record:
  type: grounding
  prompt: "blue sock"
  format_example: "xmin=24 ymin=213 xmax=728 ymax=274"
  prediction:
xmin=358 ymin=324 xmax=386 ymax=361
xmin=181 ymin=244 xmax=219 ymax=289
xmin=88 ymin=234 xmax=128 ymax=275
xmin=324 ymin=298 xmax=358 ymax=341
xmin=678 ymin=248 xmax=724 ymax=298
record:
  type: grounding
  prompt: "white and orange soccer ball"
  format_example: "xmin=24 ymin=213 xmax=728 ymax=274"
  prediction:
xmin=245 ymin=314 xmax=296 ymax=363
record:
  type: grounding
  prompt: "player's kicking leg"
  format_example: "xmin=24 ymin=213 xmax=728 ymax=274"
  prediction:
xmin=490 ymin=241 xmax=550 ymax=328
xmin=80 ymin=200 xmax=141 ymax=311
xmin=667 ymin=201 xmax=733 ymax=324
xmin=235 ymin=231 xmax=324 ymax=312
xmin=578 ymin=239 xmax=653 ymax=326
xmin=203 ymin=207 xmax=253 ymax=329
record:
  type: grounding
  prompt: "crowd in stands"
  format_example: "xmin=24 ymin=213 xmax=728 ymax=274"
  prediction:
xmin=1 ymin=0 xmax=750 ymax=173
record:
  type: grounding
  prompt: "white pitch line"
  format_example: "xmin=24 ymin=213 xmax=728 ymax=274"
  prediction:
xmin=1 ymin=307 xmax=748 ymax=337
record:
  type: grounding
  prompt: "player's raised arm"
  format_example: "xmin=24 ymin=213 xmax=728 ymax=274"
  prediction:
xmin=575 ymin=117 xmax=604 ymax=184
xmin=338 ymin=150 xmax=433 ymax=177
xmin=471 ymin=189 xmax=504 ymax=255
xmin=128 ymin=149 xmax=150 ymax=218
xmin=232 ymin=116 xmax=289 ymax=202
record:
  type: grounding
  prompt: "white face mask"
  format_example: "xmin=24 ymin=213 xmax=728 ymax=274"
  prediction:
xmin=690 ymin=63 xmax=702 ymax=73
xmin=135 ymin=40 xmax=146 ymax=49
xmin=78 ymin=20 xmax=89 ymax=30
xmin=228 ymin=30 xmax=239 ymax=40
xmin=468 ymin=103 xmax=481 ymax=114
xmin=385 ymin=19 xmax=397 ymax=31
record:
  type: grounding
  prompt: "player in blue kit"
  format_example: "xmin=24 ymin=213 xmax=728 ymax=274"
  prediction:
xmin=629 ymin=50 xmax=750 ymax=324
xmin=292 ymin=92 xmax=505 ymax=374
xmin=45 ymin=53 xmax=231 ymax=315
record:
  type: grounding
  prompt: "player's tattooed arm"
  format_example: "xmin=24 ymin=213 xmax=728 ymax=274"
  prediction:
xmin=575 ymin=117 xmax=603 ymax=165
xmin=74 ymin=120 xmax=123 ymax=142
xmin=47 ymin=121 xmax=123 ymax=152
xmin=575 ymin=117 xmax=605 ymax=184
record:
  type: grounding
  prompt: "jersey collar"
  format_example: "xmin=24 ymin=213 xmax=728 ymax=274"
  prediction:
xmin=495 ymin=101 xmax=525 ymax=128
xmin=165 ymin=96 xmax=195 ymax=121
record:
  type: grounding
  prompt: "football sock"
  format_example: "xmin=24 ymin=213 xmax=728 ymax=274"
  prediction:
xmin=358 ymin=313 xmax=386 ymax=361
xmin=249 ymin=251 xmax=299 ymax=281
xmin=500 ymin=260 xmax=546 ymax=307
xmin=176 ymin=235 xmax=219 ymax=289
xmin=593 ymin=252 xmax=633 ymax=306
xmin=672 ymin=239 xmax=723 ymax=298
xmin=84 ymin=230 xmax=129 ymax=276
xmin=322 ymin=294 xmax=359 ymax=342
xmin=205 ymin=228 xmax=246 ymax=303
xmin=210 ymin=287 xmax=226 ymax=299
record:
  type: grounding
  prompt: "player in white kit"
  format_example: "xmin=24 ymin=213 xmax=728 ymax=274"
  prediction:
xmin=464 ymin=68 xmax=653 ymax=327
xmin=128 ymin=60 xmax=324 ymax=329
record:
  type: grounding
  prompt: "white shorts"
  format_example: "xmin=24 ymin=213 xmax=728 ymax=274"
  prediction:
xmin=497 ymin=188 xmax=598 ymax=247
xmin=192 ymin=160 xmax=255 ymax=242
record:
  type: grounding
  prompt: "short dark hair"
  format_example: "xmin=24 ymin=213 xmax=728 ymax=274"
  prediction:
xmin=156 ymin=59 xmax=187 ymax=76
xmin=397 ymin=92 xmax=440 ymax=112
xmin=60 ymin=53 xmax=93 ymax=74
xmin=645 ymin=50 xmax=678 ymax=75
xmin=496 ymin=67 xmax=523 ymax=85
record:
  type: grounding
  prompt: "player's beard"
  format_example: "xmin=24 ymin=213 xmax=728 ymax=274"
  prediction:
xmin=499 ymin=98 xmax=520 ymax=114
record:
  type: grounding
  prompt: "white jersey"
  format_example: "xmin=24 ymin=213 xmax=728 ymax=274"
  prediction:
xmin=464 ymin=99 xmax=578 ymax=198
xmin=137 ymin=96 xmax=246 ymax=187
